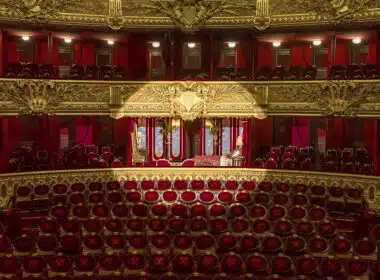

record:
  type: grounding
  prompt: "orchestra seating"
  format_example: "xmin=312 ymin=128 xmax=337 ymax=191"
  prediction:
xmin=3 ymin=178 xmax=376 ymax=279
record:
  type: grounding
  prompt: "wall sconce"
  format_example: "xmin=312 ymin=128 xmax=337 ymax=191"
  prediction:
xmin=64 ymin=38 xmax=72 ymax=44
xmin=22 ymin=36 xmax=30 ymax=41
xmin=152 ymin=41 xmax=161 ymax=48
xmin=171 ymin=119 xmax=180 ymax=129
xmin=272 ymin=41 xmax=281 ymax=47
xmin=187 ymin=42 xmax=196 ymax=48
xmin=227 ymin=42 xmax=237 ymax=48
xmin=312 ymin=40 xmax=322 ymax=46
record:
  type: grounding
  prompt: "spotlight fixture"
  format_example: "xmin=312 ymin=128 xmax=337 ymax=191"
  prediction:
xmin=227 ymin=41 xmax=237 ymax=48
xmin=272 ymin=41 xmax=281 ymax=47
xmin=22 ymin=36 xmax=30 ymax=41
xmin=352 ymin=37 xmax=362 ymax=44
xmin=312 ymin=40 xmax=322 ymax=46
xmin=187 ymin=42 xmax=196 ymax=48
xmin=107 ymin=40 xmax=115 ymax=45
xmin=64 ymin=38 xmax=72 ymax=44
xmin=152 ymin=41 xmax=160 ymax=48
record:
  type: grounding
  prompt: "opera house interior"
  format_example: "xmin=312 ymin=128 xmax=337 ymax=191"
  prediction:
xmin=1 ymin=0 xmax=380 ymax=279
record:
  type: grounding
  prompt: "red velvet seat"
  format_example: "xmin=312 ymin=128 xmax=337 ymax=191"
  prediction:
xmin=199 ymin=191 xmax=215 ymax=203
xmin=107 ymin=191 xmax=124 ymax=203
xmin=309 ymin=236 xmax=328 ymax=255
xmin=318 ymin=220 xmax=337 ymax=237
xmin=60 ymin=234 xmax=80 ymax=253
xmin=69 ymin=64 xmax=84 ymax=80
xmin=131 ymin=203 xmax=148 ymax=217
xmin=262 ymin=235 xmax=282 ymax=253
xmin=125 ymin=191 xmax=142 ymax=203
xmin=271 ymin=255 xmax=293 ymax=275
xmin=149 ymin=253 xmax=170 ymax=272
xmin=100 ymin=65 xmax=114 ymax=80
xmin=240 ymin=235 xmax=259 ymax=252
xmin=104 ymin=218 xmax=124 ymax=233
xmin=37 ymin=235 xmax=58 ymax=254
xmin=250 ymin=204 xmax=267 ymax=219
xmin=232 ymin=218 xmax=250 ymax=234
xmin=209 ymin=218 xmax=228 ymax=234
xmin=73 ymin=255 xmax=96 ymax=275
xmin=190 ymin=204 xmax=207 ymax=217
xmin=320 ymin=258 xmax=343 ymax=277
xmin=151 ymin=233 xmax=171 ymax=251
xmin=173 ymin=233 xmax=192 ymax=252
xmin=124 ymin=180 xmax=138 ymax=190
xmin=0 ymin=255 xmax=20 ymax=277
xmin=286 ymin=235 xmax=306 ymax=255
xmin=105 ymin=234 xmax=126 ymax=253
xmin=252 ymin=219 xmax=270 ymax=234
xmin=221 ymin=253 xmax=243 ymax=274
xmin=151 ymin=203 xmax=168 ymax=217
xmin=99 ymin=254 xmax=122 ymax=274
xmin=168 ymin=217 xmax=187 ymax=233
xmin=172 ymin=254 xmax=194 ymax=273
xmin=274 ymin=220 xmax=293 ymax=236
xmin=22 ymin=256 xmax=46 ymax=277
xmin=13 ymin=234 xmax=35 ymax=255
xmin=181 ymin=191 xmax=197 ymax=204
xmin=61 ymin=218 xmax=81 ymax=234
xmin=88 ymin=191 xmax=105 ymax=204
xmin=0 ymin=236 xmax=11 ymax=255
xmin=72 ymin=204 xmax=90 ymax=219
xmin=197 ymin=254 xmax=219 ymax=274
xmin=92 ymin=204 xmax=109 ymax=218
xmin=82 ymin=218 xmax=102 ymax=233
xmin=47 ymin=255 xmax=72 ymax=277
xmin=128 ymin=234 xmax=147 ymax=251
xmin=148 ymin=218 xmax=166 ymax=232
xmin=126 ymin=218 xmax=145 ymax=232
xmin=38 ymin=217 xmax=58 ymax=234
xmin=246 ymin=253 xmax=268 ymax=274
xmin=82 ymin=234 xmax=103 ymax=253
xmin=218 ymin=191 xmax=233 ymax=204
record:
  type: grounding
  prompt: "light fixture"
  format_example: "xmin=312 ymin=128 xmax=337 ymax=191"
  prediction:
xmin=64 ymin=38 xmax=72 ymax=44
xmin=152 ymin=41 xmax=160 ymax=48
xmin=22 ymin=36 xmax=30 ymax=41
xmin=352 ymin=37 xmax=362 ymax=44
xmin=187 ymin=42 xmax=196 ymax=48
xmin=107 ymin=40 xmax=115 ymax=45
xmin=312 ymin=40 xmax=322 ymax=46
xmin=272 ymin=41 xmax=281 ymax=47
xmin=227 ymin=41 xmax=237 ymax=48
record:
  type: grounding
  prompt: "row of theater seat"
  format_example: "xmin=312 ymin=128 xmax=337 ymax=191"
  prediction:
xmin=4 ymin=62 xmax=379 ymax=81
xmin=4 ymin=63 xmax=127 ymax=80
xmin=1 ymin=253 xmax=379 ymax=279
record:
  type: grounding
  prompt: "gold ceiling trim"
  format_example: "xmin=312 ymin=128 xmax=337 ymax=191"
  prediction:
xmin=0 ymin=0 xmax=378 ymax=30
xmin=0 ymin=79 xmax=380 ymax=118
xmin=0 ymin=168 xmax=379 ymax=212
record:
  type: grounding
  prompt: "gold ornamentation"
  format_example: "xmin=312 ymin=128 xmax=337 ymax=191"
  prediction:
xmin=254 ymin=0 xmax=270 ymax=30
xmin=292 ymin=0 xmax=372 ymax=22
xmin=0 ymin=80 xmax=69 ymax=115
xmin=0 ymin=0 xmax=103 ymax=23
xmin=123 ymin=0 xmax=256 ymax=32
xmin=0 ymin=168 xmax=379 ymax=212
xmin=275 ymin=81 xmax=380 ymax=117
xmin=108 ymin=0 xmax=125 ymax=30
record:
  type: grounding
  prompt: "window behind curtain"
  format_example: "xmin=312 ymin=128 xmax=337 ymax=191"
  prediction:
xmin=60 ymin=128 xmax=69 ymax=149
xmin=222 ymin=119 xmax=231 ymax=155
xmin=58 ymin=45 xmax=73 ymax=78
xmin=220 ymin=48 xmax=237 ymax=68
xmin=351 ymin=45 xmax=368 ymax=64
xmin=154 ymin=120 xmax=164 ymax=158
xmin=96 ymin=48 xmax=112 ymax=66
xmin=313 ymin=47 xmax=328 ymax=79
xmin=149 ymin=49 xmax=165 ymax=80
xmin=137 ymin=119 xmax=147 ymax=149
xmin=182 ymin=43 xmax=202 ymax=69
xmin=171 ymin=124 xmax=181 ymax=158
xmin=275 ymin=48 xmax=290 ymax=68
xmin=205 ymin=126 xmax=213 ymax=156
xmin=18 ymin=40 xmax=35 ymax=63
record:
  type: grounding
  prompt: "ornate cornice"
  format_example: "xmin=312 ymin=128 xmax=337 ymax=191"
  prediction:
xmin=0 ymin=0 xmax=378 ymax=31
xmin=0 ymin=79 xmax=380 ymax=118
xmin=0 ymin=168 xmax=379 ymax=213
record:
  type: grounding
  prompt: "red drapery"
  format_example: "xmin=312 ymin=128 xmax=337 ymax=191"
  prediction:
xmin=0 ymin=117 xmax=21 ymax=171
xmin=326 ymin=118 xmax=346 ymax=149
xmin=364 ymin=120 xmax=379 ymax=175
xmin=114 ymin=117 xmax=131 ymax=166
xmin=251 ymin=117 xmax=273 ymax=158
xmin=257 ymin=42 xmax=274 ymax=67
xmin=334 ymin=39 xmax=350 ymax=65
xmin=74 ymin=43 xmax=95 ymax=65
xmin=290 ymin=45 xmax=312 ymax=67
xmin=7 ymin=38 xmax=19 ymax=63
xmin=242 ymin=119 xmax=252 ymax=167
xmin=128 ymin=34 xmax=148 ymax=80
xmin=36 ymin=39 xmax=49 ymax=64
xmin=75 ymin=117 xmax=93 ymax=145
xmin=368 ymin=31 xmax=378 ymax=65
xmin=112 ymin=43 xmax=128 ymax=67
xmin=292 ymin=117 xmax=311 ymax=147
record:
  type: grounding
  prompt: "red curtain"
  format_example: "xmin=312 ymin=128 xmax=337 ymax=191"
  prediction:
xmin=75 ymin=117 xmax=92 ymax=145
xmin=242 ymin=119 xmax=252 ymax=166
xmin=364 ymin=120 xmax=378 ymax=175
xmin=7 ymin=38 xmax=19 ymax=63
xmin=112 ymin=43 xmax=128 ymax=67
xmin=326 ymin=118 xmax=346 ymax=149
xmin=0 ymin=117 xmax=21 ymax=171
xmin=36 ymin=39 xmax=49 ymax=64
xmin=368 ymin=32 xmax=378 ymax=64
xmin=236 ymin=45 xmax=247 ymax=68
xmin=257 ymin=42 xmax=274 ymax=67
xmin=291 ymin=117 xmax=311 ymax=147
xmin=74 ymin=43 xmax=95 ymax=65
xmin=114 ymin=117 xmax=132 ymax=166
xmin=334 ymin=39 xmax=349 ymax=65
xmin=251 ymin=117 xmax=273 ymax=158
xmin=290 ymin=45 xmax=312 ymax=67
xmin=128 ymin=34 xmax=148 ymax=80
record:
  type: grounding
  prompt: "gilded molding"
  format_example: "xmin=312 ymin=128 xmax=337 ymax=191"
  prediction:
xmin=0 ymin=168 xmax=379 ymax=213
xmin=2 ymin=79 xmax=380 ymax=118
xmin=0 ymin=0 xmax=379 ymax=30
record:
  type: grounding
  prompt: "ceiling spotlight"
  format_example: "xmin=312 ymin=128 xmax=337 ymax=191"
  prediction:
xmin=64 ymin=38 xmax=72 ymax=44
xmin=107 ymin=40 xmax=115 ymax=45
xmin=227 ymin=41 xmax=237 ymax=48
xmin=313 ymin=40 xmax=322 ymax=46
xmin=352 ymin=37 xmax=362 ymax=44
xmin=22 ymin=36 xmax=30 ymax=41
xmin=187 ymin=42 xmax=196 ymax=48
xmin=272 ymin=41 xmax=281 ymax=47
xmin=152 ymin=41 xmax=160 ymax=48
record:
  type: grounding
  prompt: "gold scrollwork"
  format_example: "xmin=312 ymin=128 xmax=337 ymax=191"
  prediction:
xmin=123 ymin=0 xmax=256 ymax=33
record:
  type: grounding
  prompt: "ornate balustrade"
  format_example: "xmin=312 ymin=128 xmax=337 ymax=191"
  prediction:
xmin=0 ymin=79 xmax=380 ymax=119
xmin=1 ymin=167 xmax=379 ymax=212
